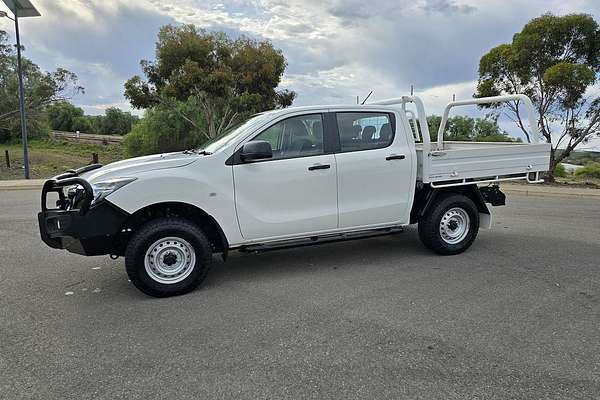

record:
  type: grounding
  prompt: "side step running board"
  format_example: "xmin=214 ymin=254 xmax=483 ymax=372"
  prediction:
xmin=239 ymin=226 xmax=405 ymax=253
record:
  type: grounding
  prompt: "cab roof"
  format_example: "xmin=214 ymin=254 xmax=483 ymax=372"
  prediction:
xmin=260 ymin=103 xmax=401 ymax=119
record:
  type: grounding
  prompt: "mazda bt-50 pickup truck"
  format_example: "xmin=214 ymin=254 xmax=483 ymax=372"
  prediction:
xmin=38 ymin=94 xmax=550 ymax=297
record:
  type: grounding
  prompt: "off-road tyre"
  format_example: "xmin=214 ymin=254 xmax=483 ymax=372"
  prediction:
xmin=418 ymin=193 xmax=480 ymax=255
xmin=125 ymin=217 xmax=212 ymax=297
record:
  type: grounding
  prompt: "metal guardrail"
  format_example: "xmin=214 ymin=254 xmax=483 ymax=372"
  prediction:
xmin=50 ymin=131 xmax=123 ymax=145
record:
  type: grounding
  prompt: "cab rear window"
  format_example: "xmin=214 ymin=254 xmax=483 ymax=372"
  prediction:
xmin=336 ymin=112 xmax=394 ymax=152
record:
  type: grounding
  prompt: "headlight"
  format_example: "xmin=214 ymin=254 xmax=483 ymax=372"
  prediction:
xmin=91 ymin=177 xmax=136 ymax=204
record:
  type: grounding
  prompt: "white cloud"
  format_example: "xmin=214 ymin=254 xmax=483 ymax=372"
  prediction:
xmin=1 ymin=0 xmax=599 ymax=123
xmin=142 ymin=0 xmax=600 ymax=108
xmin=417 ymin=81 xmax=478 ymax=115
xmin=0 ymin=0 xmax=172 ymax=114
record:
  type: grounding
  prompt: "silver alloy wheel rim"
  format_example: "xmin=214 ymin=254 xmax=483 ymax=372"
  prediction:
xmin=439 ymin=207 xmax=470 ymax=245
xmin=144 ymin=236 xmax=196 ymax=284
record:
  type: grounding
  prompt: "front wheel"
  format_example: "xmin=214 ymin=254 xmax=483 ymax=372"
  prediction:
xmin=418 ymin=193 xmax=480 ymax=255
xmin=125 ymin=217 xmax=212 ymax=297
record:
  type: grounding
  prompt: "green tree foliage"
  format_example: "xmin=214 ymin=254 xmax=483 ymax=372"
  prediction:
xmin=475 ymin=13 xmax=600 ymax=180
xmin=71 ymin=115 xmax=92 ymax=133
xmin=426 ymin=115 xmax=520 ymax=143
xmin=124 ymin=25 xmax=295 ymax=154
xmin=86 ymin=115 xmax=104 ymax=134
xmin=0 ymin=30 xmax=83 ymax=142
xmin=124 ymin=98 xmax=207 ymax=156
xmin=46 ymin=101 xmax=84 ymax=131
xmin=46 ymin=101 xmax=138 ymax=135
xmin=98 ymin=107 xmax=138 ymax=135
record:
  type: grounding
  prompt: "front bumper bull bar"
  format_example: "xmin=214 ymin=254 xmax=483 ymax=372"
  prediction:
xmin=37 ymin=164 xmax=129 ymax=256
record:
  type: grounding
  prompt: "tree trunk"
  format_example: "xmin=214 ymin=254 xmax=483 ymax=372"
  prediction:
xmin=547 ymin=148 xmax=557 ymax=183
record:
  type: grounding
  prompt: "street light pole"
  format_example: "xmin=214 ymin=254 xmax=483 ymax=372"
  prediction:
xmin=13 ymin=8 xmax=30 ymax=178
xmin=1 ymin=0 xmax=40 ymax=179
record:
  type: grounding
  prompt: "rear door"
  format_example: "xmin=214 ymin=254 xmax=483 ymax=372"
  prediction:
xmin=333 ymin=111 xmax=414 ymax=228
xmin=233 ymin=113 xmax=338 ymax=240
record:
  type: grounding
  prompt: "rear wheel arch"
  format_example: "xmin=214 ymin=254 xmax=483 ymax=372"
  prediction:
xmin=410 ymin=184 xmax=489 ymax=224
xmin=119 ymin=202 xmax=229 ymax=259
xmin=417 ymin=192 xmax=480 ymax=255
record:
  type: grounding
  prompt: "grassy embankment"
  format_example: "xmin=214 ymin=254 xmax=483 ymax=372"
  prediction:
xmin=551 ymin=174 xmax=600 ymax=188
xmin=0 ymin=139 xmax=125 ymax=180
xmin=556 ymin=152 xmax=600 ymax=187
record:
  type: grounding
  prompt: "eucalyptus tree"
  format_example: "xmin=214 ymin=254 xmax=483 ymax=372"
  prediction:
xmin=475 ymin=14 xmax=600 ymax=180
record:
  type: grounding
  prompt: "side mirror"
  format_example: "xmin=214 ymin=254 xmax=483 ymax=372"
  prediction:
xmin=240 ymin=140 xmax=272 ymax=162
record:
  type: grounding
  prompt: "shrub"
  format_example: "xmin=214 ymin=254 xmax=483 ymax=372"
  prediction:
xmin=554 ymin=163 xmax=568 ymax=178
xmin=575 ymin=162 xmax=600 ymax=179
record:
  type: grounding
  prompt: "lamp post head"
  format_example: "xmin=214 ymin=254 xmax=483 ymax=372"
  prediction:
xmin=1 ymin=1 xmax=41 ymax=18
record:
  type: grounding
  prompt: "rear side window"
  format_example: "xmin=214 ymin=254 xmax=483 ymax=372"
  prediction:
xmin=336 ymin=112 xmax=394 ymax=152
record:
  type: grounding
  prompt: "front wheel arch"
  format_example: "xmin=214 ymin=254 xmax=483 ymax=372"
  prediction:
xmin=125 ymin=217 xmax=213 ymax=297
xmin=117 ymin=202 xmax=229 ymax=259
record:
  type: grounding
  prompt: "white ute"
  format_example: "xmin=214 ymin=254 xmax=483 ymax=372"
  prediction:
xmin=38 ymin=94 xmax=550 ymax=297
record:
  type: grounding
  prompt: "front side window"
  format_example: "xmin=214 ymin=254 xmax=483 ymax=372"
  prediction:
xmin=252 ymin=114 xmax=324 ymax=160
xmin=336 ymin=112 xmax=394 ymax=152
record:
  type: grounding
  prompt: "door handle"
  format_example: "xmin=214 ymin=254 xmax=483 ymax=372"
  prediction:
xmin=386 ymin=154 xmax=406 ymax=161
xmin=308 ymin=164 xmax=331 ymax=171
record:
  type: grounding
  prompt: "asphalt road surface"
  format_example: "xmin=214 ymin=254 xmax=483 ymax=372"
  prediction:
xmin=1 ymin=190 xmax=600 ymax=399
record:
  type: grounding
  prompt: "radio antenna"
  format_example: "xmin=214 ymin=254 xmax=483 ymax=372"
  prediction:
xmin=360 ymin=90 xmax=373 ymax=105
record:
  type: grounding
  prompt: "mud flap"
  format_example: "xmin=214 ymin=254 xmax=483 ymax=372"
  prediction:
xmin=479 ymin=212 xmax=492 ymax=229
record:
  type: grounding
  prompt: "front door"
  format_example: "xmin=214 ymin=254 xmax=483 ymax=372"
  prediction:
xmin=233 ymin=113 xmax=338 ymax=240
xmin=333 ymin=111 xmax=414 ymax=228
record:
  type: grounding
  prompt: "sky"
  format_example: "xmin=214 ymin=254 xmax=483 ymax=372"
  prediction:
xmin=0 ymin=0 xmax=599 ymax=148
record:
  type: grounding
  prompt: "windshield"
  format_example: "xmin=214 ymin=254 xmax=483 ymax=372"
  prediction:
xmin=200 ymin=113 xmax=271 ymax=154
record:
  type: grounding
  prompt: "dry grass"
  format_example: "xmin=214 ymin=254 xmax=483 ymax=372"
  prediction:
xmin=553 ymin=176 xmax=600 ymax=189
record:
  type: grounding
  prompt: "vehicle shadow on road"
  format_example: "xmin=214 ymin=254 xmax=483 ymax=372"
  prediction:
xmin=101 ymin=225 xmax=599 ymax=300
xmin=203 ymin=227 xmax=434 ymax=287
xmin=199 ymin=225 xmax=600 ymax=291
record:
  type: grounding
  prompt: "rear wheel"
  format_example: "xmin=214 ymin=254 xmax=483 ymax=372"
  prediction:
xmin=125 ymin=217 xmax=212 ymax=297
xmin=418 ymin=193 xmax=479 ymax=255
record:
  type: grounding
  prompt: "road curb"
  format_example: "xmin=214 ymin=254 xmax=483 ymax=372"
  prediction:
xmin=0 ymin=179 xmax=45 ymax=191
xmin=502 ymin=185 xmax=600 ymax=199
